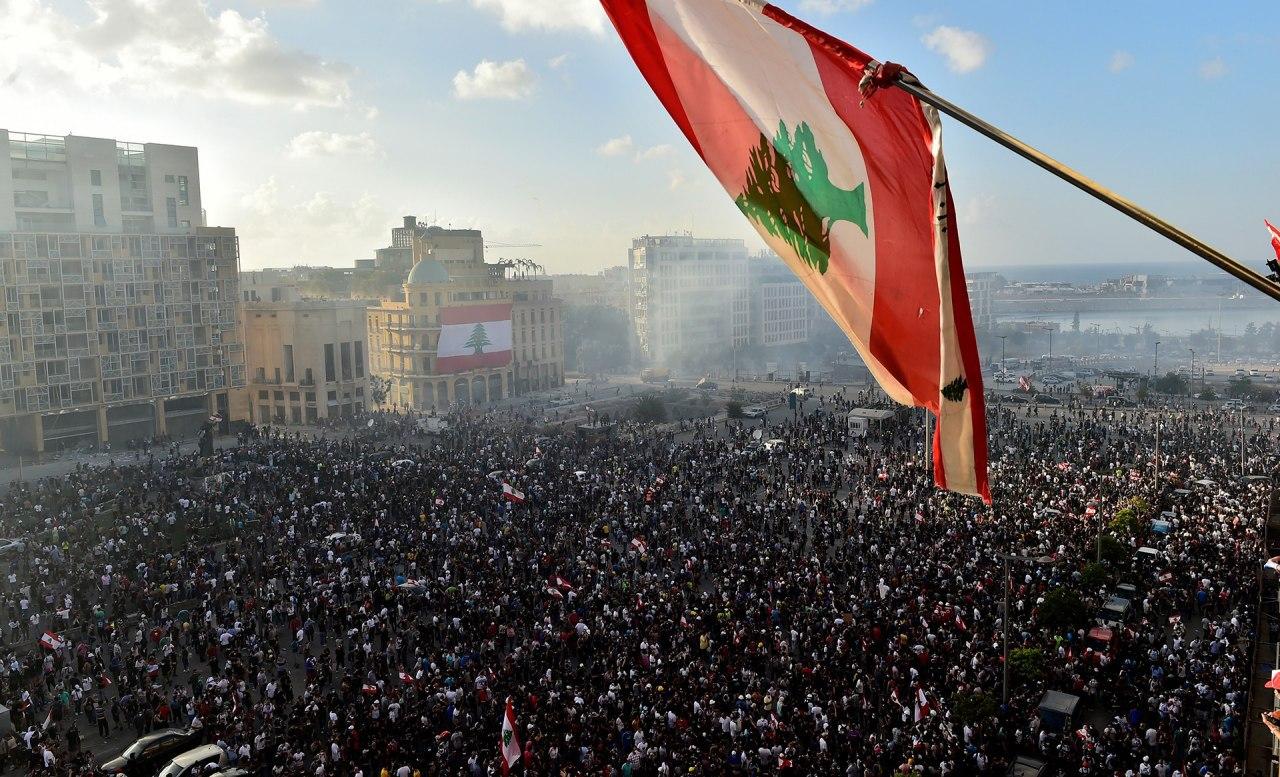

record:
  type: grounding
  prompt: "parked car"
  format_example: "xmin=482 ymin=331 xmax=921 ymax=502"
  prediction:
xmin=762 ymin=438 xmax=786 ymax=452
xmin=156 ymin=745 xmax=228 ymax=777
xmin=1222 ymin=399 xmax=1246 ymax=411
xmin=100 ymin=729 xmax=204 ymax=777
xmin=0 ymin=539 xmax=24 ymax=557
xmin=1034 ymin=393 xmax=1061 ymax=405
xmin=1268 ymin=403 xmax=1280 ymax=414
xmin=741 ymin=405 xmax=767 ymax=419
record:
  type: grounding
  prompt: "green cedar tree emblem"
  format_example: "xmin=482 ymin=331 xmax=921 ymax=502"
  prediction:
xmin=503 ymin=729 xmax=512 ymax=747
xmin=735 ymin=121 xmax=868 ymax=275
xmin=941 ymin=376 xmax=968 ymax=403
xmin=465 ymin=323 xmax=491 ymax=355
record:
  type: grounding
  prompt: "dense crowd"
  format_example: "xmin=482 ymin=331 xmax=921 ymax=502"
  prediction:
xmin=0 ymin=386 xmax=1274 ymax=777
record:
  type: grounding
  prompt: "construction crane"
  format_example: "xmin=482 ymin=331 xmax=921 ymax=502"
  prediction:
xmin=485 ymin=241 xmax=542 ymax=248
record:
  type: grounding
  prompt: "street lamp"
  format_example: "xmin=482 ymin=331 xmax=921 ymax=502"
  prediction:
xmin=1000 ymin=553 xmax=1057 ymax=706
xmin=1153 ymin=341 xmax=1161 ymax=377
xmin=1188 ymin=348 xmax=1195 ymax=397
xmin=999 ymin=335 xmax=1008 ymax=368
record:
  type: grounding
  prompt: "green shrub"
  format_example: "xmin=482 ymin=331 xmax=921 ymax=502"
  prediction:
xmin=1037 ymin=587 xmax=1087 ymax=631
xmin=1009 ymin=648 xmax=1045 ymax=683
xmin=950 ymin=690 xmax=998 ymax=725
xmin=1081 ymin=562 xmax=1109 ymax=589
xmin=726 ymin=401 xmax=745 ymax=419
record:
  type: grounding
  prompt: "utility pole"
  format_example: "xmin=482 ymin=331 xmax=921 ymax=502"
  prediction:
xmin=1188 ymin=348 xmax=1195 ymax=397
xmin=1153 ymin=341 xmax=1161 ymax=378
xmin=1002 ymin=553 xmax=1010 ymax=705
xmin=1154 ymin=418 xmax=1160 ymax=489
xmin=999 ymin=335 xmax=1007 ymax=367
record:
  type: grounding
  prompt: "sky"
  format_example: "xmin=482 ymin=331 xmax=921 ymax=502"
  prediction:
xmin=1 ymin=0 xmax=1278 ymax=277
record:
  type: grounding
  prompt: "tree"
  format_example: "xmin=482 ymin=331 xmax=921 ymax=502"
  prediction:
xmin=1108 ymin=506 xmax=1140 ymax=537
xmin=1199 ymin=385 xmax=1217 ymax=401
xmin=1151 ymin=371 xmax=1187 ymax=395
xmin=465 ymin=324 xmax=491 ymax=355
xmin=1080 ymin=562 xmax=1109 ymax=589
xmin=1009 ymin=648 xmax=1045 ymax=683
xmin=727 ymin=401 xmax=745 ymax=419
xmin=1136 ymin=380 xmax=1150 ymax=405
xmin=633 ymin=396 xmax=668 ymax=423
xmin=1037 ymin=587 xmax=1087 ymax=631
xmin=1097 ymin=535 xmax=1127 ymax=563
xmin=1071 ymin=311 xmax=1080 ymax=333
xmin=368 ymin=375 xmax=389 ymax=407
xmin=950 ymin=690 xmax=998 ymax=725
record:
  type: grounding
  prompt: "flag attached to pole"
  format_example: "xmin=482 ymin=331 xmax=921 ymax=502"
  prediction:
xmin=600 ymin=0 xmax=989 ymax=501
xmin=500 ymin=699 xmax=521 ymax=775
xmin=1267 ymin=219 xmax=1280 ymax=263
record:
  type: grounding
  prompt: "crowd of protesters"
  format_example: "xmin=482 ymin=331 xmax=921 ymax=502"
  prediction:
xmin=0 ymin=384 xmax=1273 ymax=777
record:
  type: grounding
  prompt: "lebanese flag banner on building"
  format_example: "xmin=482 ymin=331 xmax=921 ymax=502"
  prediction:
xmin=600 ymin=0 xmax=990 ymax=502
xmin=436 ymin=303 xmax=514 ymax=374
xmin=500 ymin=699 xmax=521 ymax=775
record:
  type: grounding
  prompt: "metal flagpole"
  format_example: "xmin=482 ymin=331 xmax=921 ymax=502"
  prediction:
xmin=886 ymin=73 xmax=1280 ymax=304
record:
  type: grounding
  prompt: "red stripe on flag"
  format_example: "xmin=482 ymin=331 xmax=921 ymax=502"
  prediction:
xmin=600 ymin=0 xmax=704 ymax=160
xmin=440 ymin=303 xmax=513 ymax=326
xmin=435 ymin=351 xmax=511 ymax=372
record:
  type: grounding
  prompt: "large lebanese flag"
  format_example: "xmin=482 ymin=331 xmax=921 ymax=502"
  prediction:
xmin=601 ymin=0 xmax=989 ymax=501
xmin=436 ymin=303 xmax=514 ymax=374
xmin=1267 ymin=219 xmax=1280 ymax=263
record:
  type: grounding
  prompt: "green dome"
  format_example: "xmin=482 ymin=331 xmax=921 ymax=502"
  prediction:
xmin=406 ymin=259 xmax=449 ymax=285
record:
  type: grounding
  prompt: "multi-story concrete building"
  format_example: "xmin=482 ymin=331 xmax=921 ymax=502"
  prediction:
xmin=965 ymin=272 xmax=1004 ymax=331
xmin=368 ymin=218 xmax=563 ymax=410
xmin=748 ymin=252 xmax=811 ymax=347
xmin=0 ymin=130 xmax=243 ymax=454
xmin=628 ymin=235 xmax=749 ymax=365
xmin=0 ymin=133 xmax=244 ymax=454
xmin=241 ymin=298 xmax=369 ymax=425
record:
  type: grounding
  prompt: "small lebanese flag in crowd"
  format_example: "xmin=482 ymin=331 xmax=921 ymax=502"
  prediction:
xmin=434 ymin=497 xmax=445 ymax=508
xmin=544 ymin=586 xmax=565 ymax=599
xmin=501 ymin=481 xmax=526 ymax=504
xmin=399 ymin=671 xmax=416 ymax=686
xmin=361 ymin=683 xmax=379 ymax=696
xmin=500 ymin=699 xmax=521 ymax=776
xmin=1267 ymin=219 xmax=1280 ymax=261
xmin=1019 ymin=375 xmax=1032 ymax=393
xmin=39 ymin=631 xmax=65 ymax=651
xmin=601 ymin=0 xmax=989 ymax=502
xmin=630 ymin=537 xmax=648 ymax=555
xmin=552 ymin=576 xmax=574 ymax=592
xmin=913 ymin=688 xmax=932 ymax=721
xmin=436 ymin=303 xmax=514 ymax=374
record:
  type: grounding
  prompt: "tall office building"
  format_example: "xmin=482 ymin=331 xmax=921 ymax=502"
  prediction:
xmin=0 ymin=130 xmax=244 ymax=454
xmin=965 ymin=272 xmax=1004 ymax=331
xmin=628 ymin=235 xmax=749 ymax=364
xmin=368 ymin=217 xmax=563 ymax=410
xmin=748 ymin=252 xmax=811 ymax=347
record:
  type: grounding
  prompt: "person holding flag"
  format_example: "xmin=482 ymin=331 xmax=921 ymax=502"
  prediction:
xmin=499 ymin=698 xmax=520 ymax=775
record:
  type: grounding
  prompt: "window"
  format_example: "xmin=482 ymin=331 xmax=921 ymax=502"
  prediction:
xmin=92 ymin=194 xmax=106 ymax=227
xmin=177 ymin=175 xmax=189 ymax=206
xmin=90 ymin=170 xmax=102 ymax=187
xmin=165 ymin=198 xmax=177 ymax=229
xmin=283 ymin=344 xmax=294 ymax=383
xmin=340 ymin=342 xmax=352 ymax=380
xmin=353 ymin=341 xmax=364 ymax=378
xmin=324 ymin=343 xmax=336 ymax=382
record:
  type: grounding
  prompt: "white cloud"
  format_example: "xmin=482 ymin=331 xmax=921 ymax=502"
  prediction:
xmin=236 ymin=176 xmax=388 ymax=263
xmin=595 ymin=135 xmax=633 ymax=157
xmin=667 ymin=169 xmax=686 ymax=190
xmin=468 ymin=0 xmax=605 ymax=34
xmin=921 ymin=26 xmax=991 ymax=74
xmin=548 ymin=53 xmax=570 ymax=69
xmin=0 ymin=0 xmax=354 ymax=108
xmin=1199 ymin=57 xmax=1228 ymax=80
xmin=798 ymin=0 xmax=872 ymax=14
xmin=285 ymin=131 xmax=380 ymax=159
xmin=452 ymin=58 xmax=536 ymax=100
xmin=1108 ymin=50 xmax=1134 ymax=73
xmin=958 ymin=193 xmax=996 ymax=227
xmin=634 ymin=144 xmax=672 ymax=162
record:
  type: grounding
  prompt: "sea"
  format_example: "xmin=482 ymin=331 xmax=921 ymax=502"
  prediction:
xmin=975 ymin=260 xmax=1280 ymax=335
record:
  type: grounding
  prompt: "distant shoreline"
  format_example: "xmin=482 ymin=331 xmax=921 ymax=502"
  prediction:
xmin=994 ymin=296 xmax=1270 ymax=314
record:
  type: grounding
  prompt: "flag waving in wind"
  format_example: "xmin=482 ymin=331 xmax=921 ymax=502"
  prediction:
xmin=1267 ymin=219 xmax=1280 ymax=263
xmin=600 ymin=0 xmax=989 ymax=501
xmin=499 ymin=699 xmax=521 ymax=775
